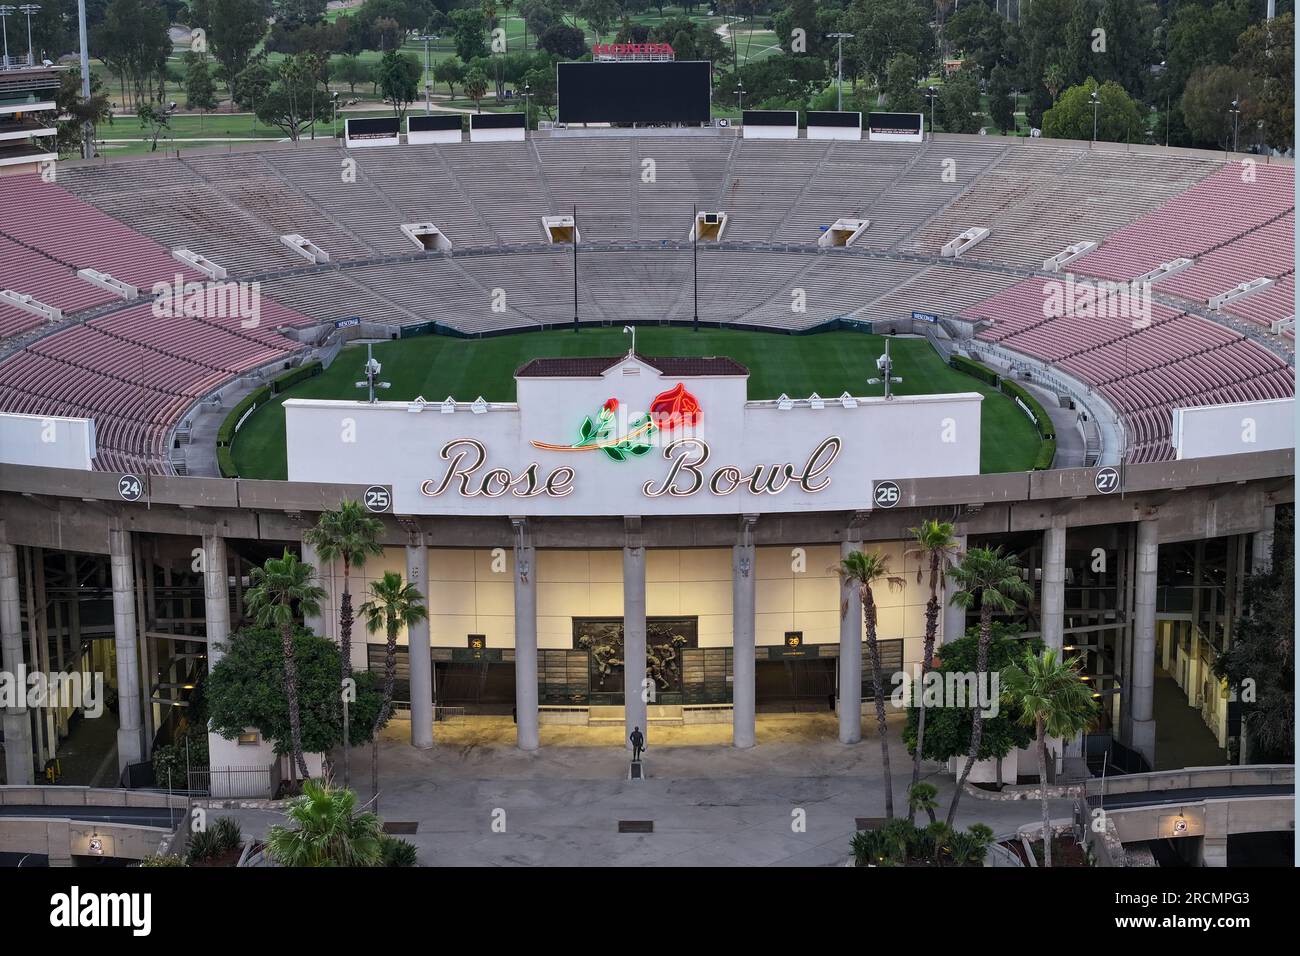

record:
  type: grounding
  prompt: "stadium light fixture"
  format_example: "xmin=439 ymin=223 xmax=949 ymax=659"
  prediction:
xmin=0 ymin=6 xmax=14 ymax=71
xmin=925 ymin=86 xmax=938 ymax=139
xmin=355 ymin=344 xmax=390 ymax=404
xmin=417 ymin=34 xmax=439 ymax=115
xmin=866 ymin=339 xmax=903 ymax=400
xmin=734 ymin=81 xmax=746 ymax=113
xmin=1090 ymin=88 xmax=1100 ymax=144
xmin=825 ymin=33 xmax=854 ymax=112
xmin=1229 ymin=98 xmax=1241 ymax=153
xmin=18 ymin=3 xmax=36 ymax=67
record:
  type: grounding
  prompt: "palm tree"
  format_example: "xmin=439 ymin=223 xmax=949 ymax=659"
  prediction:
xmin=359 ymin=571 xmax=428 ymax=809
xmin=303 ymin=501 xmax=385 ymax=683
xmin=265 ymin=778 xmax=384 ymax=867
xmin=1001 ymin=649 xmax=1098 ymax=867
xmin=838 ymin=550 xmax=905 ymax=818
xmin=944 ymin=546 xmax=1033 ymax=827
xmin=904 ymin=519 xmax=961 ymax=821
xmin=245 ymin=549 xmax=326 ymax=784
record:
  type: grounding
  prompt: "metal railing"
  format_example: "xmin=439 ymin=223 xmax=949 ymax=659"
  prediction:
xmin=188 ymin=765 xmax=272 ymax=799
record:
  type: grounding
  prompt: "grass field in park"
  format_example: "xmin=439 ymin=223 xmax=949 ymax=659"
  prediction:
xmin=231 ymin=328 xmax=1043 ymax=480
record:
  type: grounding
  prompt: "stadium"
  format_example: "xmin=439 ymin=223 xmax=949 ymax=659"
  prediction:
xmin=0 ymin=24 xmax=1295 ymax=874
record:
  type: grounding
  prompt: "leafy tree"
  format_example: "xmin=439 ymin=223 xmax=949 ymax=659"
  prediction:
xmin=273 ymin=0 xmax=327 ymax=28
xmin=304 ymin=501 xmax=385 ymax=683
xmin=578 ymin=0 xmax=617 ymax=40
xmin=266 ymin=779 xmax=384 ymax=866
xmin=987 ymin=64 xmax=1016 ymax=134
xmin=335 ymin=54 xmax=374 ymax=95
xmin=538 ymin=22 xmax=586 ymax=59
xmin=1042 ymin=76 xmax=1144 ymax=142
xmin=882 ymin=53 xmax=922 ymax=113
xmin=945 ymin=0 xmax=1014 ymax=78
xmin=1094 ymin=0 xmax=1155 ymax=96
xmin=1181 ymin=64 xmax=1252 ymax=149
xmin=54 ymin=69 xmax=112 ymax=158
xmin=1001 ymin=649 xmax=1098 ymax=867
xmin=903 ymin=624 xmax=1042 ymax=774
xmin=521 ymin=65 xmax=556 ymax=118
xmin=903 ymin=520 xmax=961 ymax=819
xmin=1165 ymin=0 xmax=1249 ymax=97
xmin=376 ymin=49 xmax=422 ymax=123
xmin=463 ymin=67 xmax=488 ymax=110
xmin=937 ymin=63 xmax=983 ymax=134
xmin=92 ymin=0 xmax=173 ymax=107
xmin=209 ymin=0 xmax=270 ymax=99
xmin=207 ymin=625 xmax=385 ymax=757
xmin=184 ymin=54 xmax=219 ymax=128
xmin=1231 ymin=13 xmax=1294 ymax=152
xmin=236 ymin=52 xmax=331 ymax=141
xmin=1216 ymin=507 xmax=1294 ymax=763
xmin=450 ymin=5 xmax=490 ymax=60
xmin=359 ymin=571 xmax=427 ymax=809
xmin=434 ymin=55 xmax=466 ymax=97
xmin=244 ymin=549 xmax=328 ymax=781
xmin=839 ymin=550 xmax=905 ymax=819
xmin=848 ymin=0 xmax=934 ymax=97
xmin=944 ymin=547 xmax=1033 ymax=826
xmin=135 ymin=102 xmax=173 ymax=151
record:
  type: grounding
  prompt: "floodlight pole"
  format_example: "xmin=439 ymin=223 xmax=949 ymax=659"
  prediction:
xmin=572 ymin=204 xmax=578 ymax=333
xmin=692 ymin=202 xmax=699 ymax=332
xmin=1229 ymin=99 xmax=1241 ymax=153
xmin=0 ymin=7 xmax=13 ymax=70
xmin=18 ymin=3 xmax=35 ymax=67
xmin=1090 ymin=89 xmax=1100 ymax=144
xmin=827 ymin=33 xmax=853 ymax=112
xmin=417 ymin=34 xmax=438 ymax=115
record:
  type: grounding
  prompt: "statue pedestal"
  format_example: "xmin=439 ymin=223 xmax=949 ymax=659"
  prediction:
xmin=629 ymin=759 xmax=645 ymax=781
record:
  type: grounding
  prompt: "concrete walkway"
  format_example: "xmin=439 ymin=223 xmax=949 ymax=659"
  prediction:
xmin=231 ymin=713 xmax=1078 ymax=866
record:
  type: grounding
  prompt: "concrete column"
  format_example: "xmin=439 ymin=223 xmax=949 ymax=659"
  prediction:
xmin=511 ymin=520 xmax=538 ymax=752
xmin=406 ymin=538 xmax=434 ymax=750
xmin=838 ymin=538 xmax=862 ymax=744
xmin=623 ymin=521 xmax=647 ymax=750
xmin=133 ymin=540 xmax=154 ymax=755
xmin=941 ymin=534 xmax=968 ymax=645
xmin=110 ymin=528 xmax=144 ymax=772
xmin=731 ymin=518 xmax=757 ymax=749
xmin=1041 ymin=524 xmax=1066 ymax=654
xmin=1252 ymin=505 xmax=1275 ymax=574
xmin=202 ymin=533 xmax=230 ymax=667
xmin=1129 ymin=519 xmax=1158 ymax=767
xmin=23 ymin=547 xmax=47 ymax=768
xmin=1 ymin=539 xmax=34 ymax=784
xmin=298 ymin=540 xmax=328 ymax=646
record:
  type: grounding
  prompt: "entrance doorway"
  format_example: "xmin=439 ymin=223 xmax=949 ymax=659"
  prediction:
xmin=434 ymin=661 xmax=516 ymax=715
xmin=756 ymin=658 xmax=838 ymax=713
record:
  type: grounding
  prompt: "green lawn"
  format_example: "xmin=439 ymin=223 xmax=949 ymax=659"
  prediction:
xmin=231 ymin=328 xmax=1044 ymax=480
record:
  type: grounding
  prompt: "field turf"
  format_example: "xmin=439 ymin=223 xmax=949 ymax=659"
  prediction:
xmin=231 ymin=328 xmax=1044 ymax=480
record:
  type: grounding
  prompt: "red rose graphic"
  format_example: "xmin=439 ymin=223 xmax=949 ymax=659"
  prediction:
xmin=649 ymin=383 xmax=701 ymax=432
xmin=602 ymin=397 xmax=618 ymax=414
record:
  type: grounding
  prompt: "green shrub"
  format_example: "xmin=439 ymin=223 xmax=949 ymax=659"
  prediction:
xmin=186 ymin=828 xmax=220 ymax=863
xmin=949 ymin=354 xmax=1000 ymax=387
xmin=1000 ymin=379 xmax=1056 ymax=439
xmin=1033 ymin=438 xmax=1057 ymax=471
xmin=380 ymin=835 xmax=419 ymax=867
xmin=217 ymin=445 xmax=237 ymax=478
xmin=138 ymin=854 xmax=187 ymax=867
xmin=217 ymin=385 xmax=272 ymax=446
xmin=213 ymin=817 xmax=243 ymax=854
xmin=271 ymin=361 xmax=322 ymax=394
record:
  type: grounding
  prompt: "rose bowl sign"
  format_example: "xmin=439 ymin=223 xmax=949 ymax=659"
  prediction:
xmin=284 ymin=353 xmax=982 ymax=517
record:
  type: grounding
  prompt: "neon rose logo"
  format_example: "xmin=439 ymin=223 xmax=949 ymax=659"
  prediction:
xmin=530 ymin=384 xmax=701 ymax=462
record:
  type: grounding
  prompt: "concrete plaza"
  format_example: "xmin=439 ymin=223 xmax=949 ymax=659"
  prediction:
xmin=229 ymin=713 xmax=1074 ymax=866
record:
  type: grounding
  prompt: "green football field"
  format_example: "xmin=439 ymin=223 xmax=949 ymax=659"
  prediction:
xmin=231 ymin=328 xmax=1044 ymax=480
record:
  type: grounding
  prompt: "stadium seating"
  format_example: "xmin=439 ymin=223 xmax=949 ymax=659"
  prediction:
xmin=2 ymin=136 xmax=1291 ymax=473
